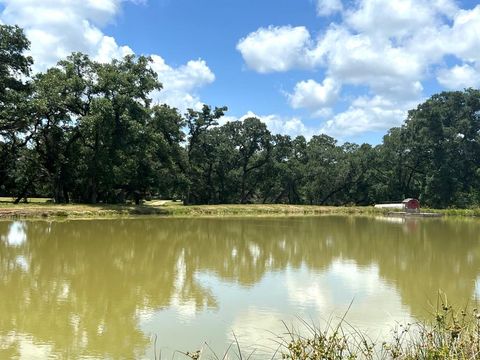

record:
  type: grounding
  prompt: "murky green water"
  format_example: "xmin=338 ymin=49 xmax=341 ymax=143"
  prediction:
xmin=1 ymin=216 xmax=479 ymax=359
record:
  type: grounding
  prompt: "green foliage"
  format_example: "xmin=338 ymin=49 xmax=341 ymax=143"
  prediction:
xmin=184 ymin=104 xmax=228 ymax=204
xmin=1 ymin=24 xmax=479 ymax=208
xmin=0 ymin=25 xmax=34 ymax=199
xmin=0 ymin=25 xmax=33 ymax=134
xmin=377 ymin=90 xmax=480 ymax=208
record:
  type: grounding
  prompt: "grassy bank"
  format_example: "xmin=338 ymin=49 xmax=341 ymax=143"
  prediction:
xmin=0 ymin=198 xmax=479 ymax=219
xmin=423 ymin=207 xmax=480 ymax=217
xmin=0 ymin=200 xmax=388 ymax=219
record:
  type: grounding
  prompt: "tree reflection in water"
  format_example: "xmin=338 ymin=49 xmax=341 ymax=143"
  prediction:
xmin=0 ymin=217 xmax=479 ymax=358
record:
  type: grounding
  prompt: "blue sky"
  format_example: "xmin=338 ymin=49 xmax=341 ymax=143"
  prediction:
xmin=107 ymin=1 xmax=321 ymax=117
xmin=1 ymin=0 xmax=480 ymax=144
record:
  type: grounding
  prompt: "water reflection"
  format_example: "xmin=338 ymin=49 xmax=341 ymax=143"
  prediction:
xmin=1 ymin=221 xmax=27 ymax=246
xmin=0 ymin=216 xmax=479 ymax=358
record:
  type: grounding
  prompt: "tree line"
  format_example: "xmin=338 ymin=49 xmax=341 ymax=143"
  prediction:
xmin=1 ymin=25 xmax=479 ymax=208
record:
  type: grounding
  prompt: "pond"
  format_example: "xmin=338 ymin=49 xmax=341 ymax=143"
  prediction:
xmin=0 ymin=216 xmax=479 ymax=359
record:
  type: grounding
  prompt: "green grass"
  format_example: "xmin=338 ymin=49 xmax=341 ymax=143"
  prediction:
xmin=160 ymin=203 xmax=390 ymax=217
xmin=422 ymin=207 xmax=480 ymax=217
xmin=0 ymin=198 xmax=479 ymax=220
xmin=0 ymin=201 xmax=169 ymax=219
xmin=0 ymin=200 xmax=391 ymax=219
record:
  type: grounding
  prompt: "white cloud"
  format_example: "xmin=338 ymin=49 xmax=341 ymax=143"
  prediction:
xmin=443 ymin=6 xmax=480 ymax=63
xmin=0 ymin=0 xmax=134 ymax=71
xmin=437 ymin=64 xmax=480 ymax=89
xmin=237 ymin=0 xmax=480 ymax=138
xmin=95 ymin=35 xmax=134 ymax=64
xmin=321 ymin=95 xmax=411 ymax=138
xmin=317 ymin=27 xmax=425 ymax=100
xmin=288 ymin=77 xmax=340 ymax=114
xmin=316 ymin=0 xmax=343 ymax=16
xmin=259 ymin=114 xmax=311 ymax=138
xmin=150 ymin=55 xmax=215 ymax=111
xmin=221 ymin=111 xmax=317 ymax=139
xmin=236 ymin=26 xmax=313 ymax=73
xmin=344 ymin=0 xmax=458 ymax=39
xmin=0 ymin=0 xmax=215 ymax=112
xmin=150 ymin=56 xmax=215 ymax=93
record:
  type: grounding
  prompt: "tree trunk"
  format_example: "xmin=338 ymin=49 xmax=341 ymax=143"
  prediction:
xmin=14 ymin=179 xmax=33 ymax=204
xmin=133 ymin=191 xmax=141 ymax=205
xmin=241 ymin=166 xmax=247 ymax=204
xmin=88 ymin=180 xmax=97 ymax=204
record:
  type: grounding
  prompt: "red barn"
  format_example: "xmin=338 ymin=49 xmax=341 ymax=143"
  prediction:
xmin=402 ymin=198 xmax=420 ymax=213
